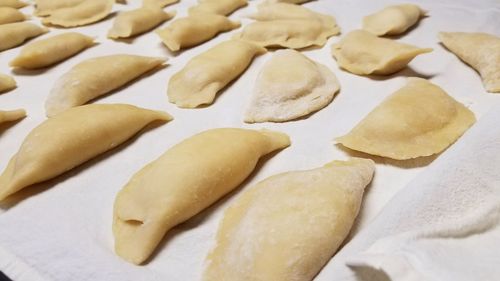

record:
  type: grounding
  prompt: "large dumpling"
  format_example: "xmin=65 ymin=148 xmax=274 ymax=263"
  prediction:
xmin=245 ymin=49 xmax=340 ymax=123
xmin=362 ymin=4 xmax=425 ymax=36
xmin=0 ymin=73 xmax=16 ymax=93
xmin=0 ymin=109 xmax=26 ymax=124
xmin=41 ymin=0 xmax=114 ymax=27
xmin=34 ymin=0 xmax=84 ymax=16
xmin=336 ymin=78 xmax=476 ymax=160
xmin=0 ymin=22 xmax=48 ymax=52
xmin=108 ymin=6 xmax=175 ymax=39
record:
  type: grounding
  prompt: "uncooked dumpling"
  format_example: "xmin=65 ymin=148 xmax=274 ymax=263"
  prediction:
xmin=0 ymin=73 xmax=16 ymax=93
xmin=168 ymin=40 xmax=266 ymax=108
xmin=337 ymin=78 xmax=476 ymax=160
xmin=245 ymin=49 xmax=340 ymax=123
xmin=0 ymin=0 xmax=27 ymax=8
xmin=265 ymin=0 xmax=312 ymax=3
xmin=108 ymin=6 xmax=174 ymax=39
xmin=189 ymin=0 xmax=247 ymax=16
xmin=34 ymin=0 xmax=84 ymax=16
xmin=41 ymin=0 xmax=114 ymax=27
xmin=204 ymin=158 xmax=375 ymax=281
xmin=331 ymin=30 xmax=432 ymax=75
xmin=362 ymin=4 xmax=425 ymax=36
xmin=439 ymin=32 xmax=500 ymax=93
xmin=0 ymin=104 xmax=172 ymax=201
xmin=142 ymin=0 xmax=178 ymax=8
xmin=0 ymin=7 xmax=27 ymax=24
xmin=10 ymin=32 xmax=95 ymax=69
xmin=113 ymin=128 xmax=290 ymax=264
xmin=0 ymin=22 xmax=48 ymax=52
xmin=156 ymin=13 xmax=240 ymax=51
xmin=0 ymin=109 xmax=25 ymax=124
xmin=46 ymin=55 xmax=165 ymax=117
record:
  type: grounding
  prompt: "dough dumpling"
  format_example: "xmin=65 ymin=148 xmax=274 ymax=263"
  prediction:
xmin=10 ymin=32 xmax=95 ymax=69
xmin=439 ymin=32 xmax=500 ymax=93
xmin=156 ymin=13 xmax=240 ymax=51
xmin=113 ymin=128 xmax=290 ymax=264
xmin=0 ymin=0 xmax=27 ymax=8
xmin=331 ymin=30 xmax=432 ymax=75
xmin=0 ymin=7 xmax=27 ymax=25
xmin=108 ymin=6 xmax=175 ymax=39
xmin=337 ymin=78 xmax=476 ymax=160
xmin=41 ymin=0 xmax=114 ymax=27
xmin=0 ymin=22 xmax=48 ymax=52
xmin=46 ymin=55 xmax=165 ymax=117
xmin=0 ymin=73 xmax=16 ymax=93
xmin=189 ymin=0 xmax=247 ymax=16
xmin=204 ymin=158 xmax=375 ymax=281
xmin=0 ymin=109 xmax=26 ymax=124
xmin=0 ymin=104 xmax=172 ymax=201
xmin=245 ymin=49 xmax=340 ymax=123
xmin=168 ymin=40 xmax=266 ymax=108
xmin=142 ymin=0 xmax=178 ymax=8
xmin=34 ymin=0 xmax=84 ymax=16
xmin=362 ymin=4 xmax=425 ymax=36
xmin=265 ymin=0 xmax=312 ymax=3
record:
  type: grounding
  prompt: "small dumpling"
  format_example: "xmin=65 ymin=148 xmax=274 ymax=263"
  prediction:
xmin=46 ymin=55 xmax=166 ymax=117
xmin=34 ymin=0 xmax=85 ymax=16
xmin=156 ymin=13 xmax=240 ymax=51
xmin=204 ymin=158 xmax=375 ymax=281
xmin=41 ymin=0 xmax=114 ymax=27
xmin=113 ymin=128 xmax=290 ymax=264
xmin=108 ymin=6 xmax=174 ymax=39
xmin=0 ymin=73 xmax=16 ymax=93
xmin=336 ymin=78 xmax=476 ymax=160
xmin=168 ymin=40 xmax=266 ymax=108
xmin=439 ymin=32 xmax=500 ymax=93
xmin=362 ymin=4 xmax=425 ymax=36
xmin=0 ymin=109 xmax=26 ymax=124
xmin=189 ymin=0 xmax=247 ymax=16
xmin=0 ymin=104 xmax=172 ymax=201
xmin=0 ymin=0 xmax=27 ymax=9
xmin=142 ymin=0 xmax=178 ymax=8
xmin=0 ymin=7 xmax=27 ymax=24
xmin=245 ymin=49 xmax=340 ymax=123
xmin=10 ymin=32 xmax=95 ymax=69
xmin=331 ymin=30 xmax=432 ymax=75
xmin=0 ymin=22 xmax=48 ymax=52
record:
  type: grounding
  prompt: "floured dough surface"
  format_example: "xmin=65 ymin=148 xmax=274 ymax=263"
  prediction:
xmin=108 ymin=6 xmax=174 ymax=39
xmin=41 ymin=0 xmax=114 ymax=27
xmin=362 ymin=4 xmax=425 ymax=36
xmin=337 ymin=78 xmax=476 ymax=160
xmin=189 ymin=0 xmax=247 ymax=16
xmin=245 ymin=49 xmax=340 ymax=123
xmin=0 ymin=22 xmax=48 ymax=52
xmin=0 ymin=7 xmax=27 ymax=24
xmin=204 ymin=158 xmax=375 ymax=281
xmin=0 ymin=109 xmax=26 ymax=124
xmin=0 ymin=73 xmax=16 ymax=93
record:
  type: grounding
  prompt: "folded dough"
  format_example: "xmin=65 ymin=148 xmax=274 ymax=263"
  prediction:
xmin=142 ymin=0 xmax=178 ymax=8
xmin=0 ymin=7 xmax=27 ymax=24
xmin=0 ymin=0 xmax=27 ymax=8
xmin=34 ymin=0 xmax=84 ymax=16
xmin=41 ymin=0 xmax=114 ymax=27
xmin=0 ymin=73 xmax=16 ymax=93
xmin=108 ymin=6 xmax=174 ymax=39
xmin=156 ymin=13 xmax=240 ymax=51
xmin=362 ymin=4 xmax=425 ymax=36
xmin=46 ymin=55 xmax=166 ymax=117
xmin=0 ymin=104 xmax=172 ymax=201
xmin=10 ymin=32 xmax=95 ymax=69
xmin=189 ymin=0 xmax=247 ymax=16
xmin=331 ymin=30 xmax=432 ymax=75
xmin=337 ymin=78 xmax=476 ymax=160
xmin=0 ymin=109 xmax=26 ymax=124
xmin=245 ymin=49 xmax=340 ymax=123
xmin=204 ymin=158 xmax=375 ymax=281
xmin=439 ymin=32 xmax=500 ymax=93
xmin=168 ymin=40 xmax=266 ymax=108
xmin=0 ymin=22 xmax=48 ymax=52
xmin=113 ymin=128 xmax=290 ymax=264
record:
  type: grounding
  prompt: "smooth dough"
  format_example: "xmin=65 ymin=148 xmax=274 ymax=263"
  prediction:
xmin=41 ymin=0 xmax=114 ymax=27
xmin=0 ymin=109 xmax=26 ymax=124
xmin=331 ymin=30 xmax=432 ymax=75
xmin=189 ymin=0 xmax=247 ymax=16
xmin=0 ymin=22 xmax=48 ymax=52
xmin=156 ymin=13 xmax=240 ymax=51
xmin=439 ymin=32 xmax=500 ymax=93
xmin=0 ymin=0 xmax=27 ymax=8
xmin=168 ymin=40 xmax=266 ymax=108
xmin=34 ymin=0 xmax=84 ymax=16
xmin=0 ymin=7 xmax=27 ymax=24
xmin=204 ymin=158 xmax=375 ymax=281
xmin=10 ymin=32 xmax=95 ymax=69
xmin=113 ymin=128 xmax=291 ymax=265
xmin=142 ymin=0 xmax=178 ymax=8
xmin=0 ymin=73 xmax=16 ymax=93
xmin=0 ymin=104 xmax=172 ymax=201
xmin=336 ymin=78 xmax=476 ymax=160
xmin=108 ymin=6 xmax=174 ymax=39
xmin=245 ymin=49 xmax=340 ymax=123
xmin=46 ymin=55 xmax=165 ymax=117
xmin=362 ymin=4 xmax=425 ymax=36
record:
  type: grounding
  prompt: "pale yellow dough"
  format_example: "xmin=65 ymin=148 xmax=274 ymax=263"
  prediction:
xmin=46 ymin=55 xmax=166 ymax=117
xmin=189 ymin=0 xmax=247 ymax=16
xmin=41 ymin=0 xmax=114 ymax=27
xmin=245 ymin=49 xmax=340 ymax=123
xmin=0 ymin=7 xmax=27 ymax=25
xmin=265 ymin=0 xmax=312 ymax=3
xmin=108 ymin=6 xmax=175 ymax=39
xmin=0 ymin=73 xmax=16 ymax=93
xmin=0 ymin=0 xmax=27 ymax=9
xmin=331 ymin=30 xmax=432 ymax=75
xmin=10 ymin=32 xmax=95 ymax=69
xmin=204 ymin=158 xmax=375 ymax=281
xmin=362 ymin=4 xmax=425 ymax=36
xmin=142 ymin=0 xmax=178 ymax=8
xmin=439 ymin=32 xmax=500 ymax=93
xmin=34 ymin=0 xmax=85 ymax=16
xmin=337 ymin=78 xmax=476 ymax=160
xmin=0 ymin=109 xmax=26 ymax=124
xmin=0 ymin=22 xmax=48 ymax=52
xmin=0 ymin=104 xmax=172 ymax=201
xmin=113 ymin=128 xmax=290 ymax=265
xmin=168 ymin=40 xmax=266 ymax=108
xmin=156 ymin=13 xmax=240 ymax=51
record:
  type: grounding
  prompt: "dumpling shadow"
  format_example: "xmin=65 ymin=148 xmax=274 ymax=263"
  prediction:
xmin=0 ymin=118 xmax=26 ymax=137
xmin=365 ymin=66 xmax=436 ymax=81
